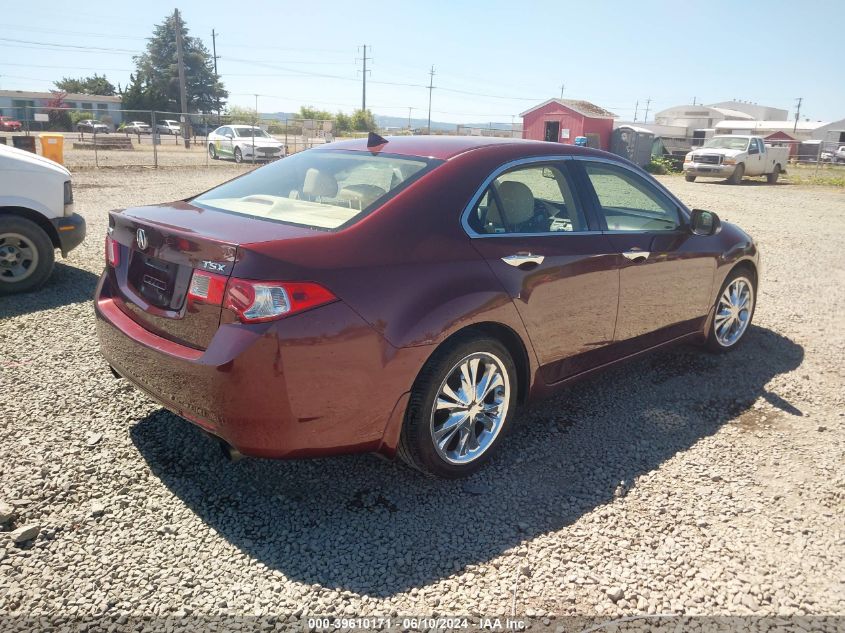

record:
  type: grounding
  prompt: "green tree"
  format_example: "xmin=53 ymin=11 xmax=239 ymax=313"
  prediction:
xmin=227 ymin=105 xmax=258 ymax=124
xmin=298 ymin=105 xmax=333 ymax=121
xmin=335 ymin=111 xmax=352 ymax=134
xmin=54 ymin=74 xmax=116 ymax=96
xmin=129 ymin=12 xmax=226 ymax=113
xmin=350 ymin=108 xmax=377 ymax=132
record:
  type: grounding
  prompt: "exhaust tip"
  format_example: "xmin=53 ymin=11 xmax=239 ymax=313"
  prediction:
xmin=219 ymin=440 xmax=242 ymax=463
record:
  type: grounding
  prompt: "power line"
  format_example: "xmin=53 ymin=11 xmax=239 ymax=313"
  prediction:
xmin=0 ymin=36 xmax=138 ymax=53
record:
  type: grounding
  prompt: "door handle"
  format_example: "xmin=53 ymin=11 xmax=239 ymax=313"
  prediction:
xmin=622 ymin=250 xmax=650 ymax=263
xmin=501 ymin=253 xmax=545 ymax=267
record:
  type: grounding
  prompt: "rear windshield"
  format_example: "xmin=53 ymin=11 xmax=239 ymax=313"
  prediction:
xmin=193 ymin=150 xmax=440 ymax=230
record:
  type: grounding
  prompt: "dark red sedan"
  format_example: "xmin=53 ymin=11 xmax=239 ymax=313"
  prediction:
xmin=95 ymin=135 xmax=759 ymax=478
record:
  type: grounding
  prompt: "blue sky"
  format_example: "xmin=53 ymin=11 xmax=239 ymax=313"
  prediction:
xmin=1 ymin=0 xmax=843 ymax=124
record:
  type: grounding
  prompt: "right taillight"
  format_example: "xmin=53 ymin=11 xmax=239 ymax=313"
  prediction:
xmin=187 ymin=270 xmax=336 ymax=323
xmin=105 ymin=234 xmax=119 ymax=267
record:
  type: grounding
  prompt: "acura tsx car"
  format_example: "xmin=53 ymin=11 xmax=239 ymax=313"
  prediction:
xmin=95 ymin=135 xmax=759 ymax=478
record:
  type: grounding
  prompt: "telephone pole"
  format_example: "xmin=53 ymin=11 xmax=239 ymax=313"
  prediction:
xmin=560 ymin=83 xmax=565 ymax=99
xmin=427 ymin=65 xmax=435 ymax=135
xmin=633 ymin=100 xmax=639 ymax=122
xmin=174 ymin=9 xmax=189 ymax=148
xmin=793 ymin=97 xmax=803 ymax=133
xmin=642 ymin=97 xmax=652 ymax=124
xmin=358 ymin=45 xmax=372 ymax=111
xmin=211 ymin=29 xmax=221 ymax=122
xmin=407 ymin=107 xmax=413 ymax=131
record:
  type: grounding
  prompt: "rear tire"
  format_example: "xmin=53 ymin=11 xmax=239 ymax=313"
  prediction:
xmin=727 ymin=163 xmax=745 ymax=185
xmin=0 ymin=216 xmax=55 ymax=295
xmin=767 ymin=165 xmax=780 ymax=184
xmin=208 ymin=143 xmax=218 ymax=160
xmin=705 ymin=268 xmax=756 ymax=353
xmin=398 ymin=335 xmax=517 ymax=478
xmin=685 ymin=173 xmax=696 ymax=182
xmin=234 ymin=147 xmax=243 ymax=164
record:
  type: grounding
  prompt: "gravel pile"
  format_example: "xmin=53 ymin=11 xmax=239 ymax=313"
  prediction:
xmin=1 ymin=170 xmax=843 ymax=627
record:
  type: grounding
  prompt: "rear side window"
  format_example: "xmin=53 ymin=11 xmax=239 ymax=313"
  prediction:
xmin=193 ymin=150 xmax=440 ymax=230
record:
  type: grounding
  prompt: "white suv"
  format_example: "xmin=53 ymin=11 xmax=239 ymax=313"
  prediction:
xmin=156 ymin=120 xmax=181 ymax=135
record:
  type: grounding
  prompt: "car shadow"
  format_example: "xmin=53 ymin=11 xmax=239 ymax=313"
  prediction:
xmin=0 ymin=263 xmax=99 ymax=319
xmin=130 ymin=325 xmax=803 ymax=597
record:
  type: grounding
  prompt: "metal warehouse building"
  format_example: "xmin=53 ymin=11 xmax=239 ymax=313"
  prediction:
xmin=521 ymin=99 xmax=616 ymax=150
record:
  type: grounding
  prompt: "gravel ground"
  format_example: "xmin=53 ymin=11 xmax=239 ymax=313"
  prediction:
xmin=1 ymin=169 xmax=844 ymax=629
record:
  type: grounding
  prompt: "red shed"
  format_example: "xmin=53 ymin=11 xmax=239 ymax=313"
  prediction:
xmin=764 ymin=130 xmax=799 ymax=157
xmin=521 ymin=98 xmax=616 ymax=150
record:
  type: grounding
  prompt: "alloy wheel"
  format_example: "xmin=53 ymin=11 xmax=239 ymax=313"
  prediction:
xmin=714 ymin=277 xmax=754 ymax=347
xmin=0 ymin=232 xmax=39 ymax=283
xmin=429 ymin=352 xmax=510 ymax=465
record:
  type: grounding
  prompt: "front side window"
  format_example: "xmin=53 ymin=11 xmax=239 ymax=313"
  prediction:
xmin=468 ymin=163 xmax=587 ymax=234
xmin=582 ymin=162 xmax=680 ymax=232
xmin=193 ymin=150 xmax=439 ymax=230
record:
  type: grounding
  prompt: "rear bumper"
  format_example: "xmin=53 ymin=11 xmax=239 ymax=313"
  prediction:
xmin=51 ymin=213 xmax=86 ymax=257
xmin=94 ymin=273 xmax=429 ymax=459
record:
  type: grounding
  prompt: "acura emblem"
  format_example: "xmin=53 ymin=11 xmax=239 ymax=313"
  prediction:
xmin=136 ymin=228 xmax=148 ymax=251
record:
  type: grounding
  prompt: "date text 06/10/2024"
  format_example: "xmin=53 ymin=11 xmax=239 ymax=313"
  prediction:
xmin=306 ymin=617 xmax=527 ymax=631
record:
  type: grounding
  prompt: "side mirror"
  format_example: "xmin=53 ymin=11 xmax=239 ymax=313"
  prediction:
xmin=690 ymin=208 xmax=721 ymax=236
xmin=225 ymin=133 xmax=234 ymax=139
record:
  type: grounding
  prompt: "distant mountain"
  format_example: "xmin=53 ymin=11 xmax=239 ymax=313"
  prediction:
xmin=260 ymin=111 xmax=517 ymax=133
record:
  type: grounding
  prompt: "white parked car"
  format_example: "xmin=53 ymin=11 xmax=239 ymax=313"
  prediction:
xmin=683 ymin=135 xmax=789 ymax=184
xmin=156 ymin=120 xmax=181 ymax=135
xmin=207 ymin=125 xmax=285 ymax=163
xmin=0 ymin=144 xmax=85 ymax=294
xmin=122 ymin=121 xmax=151 ymax=134
xmin=820 ymin=146 xmax=845 ymax=163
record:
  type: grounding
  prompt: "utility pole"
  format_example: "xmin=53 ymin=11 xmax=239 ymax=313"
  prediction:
xmin=427 ymin=65 xmax=435 ymax=135
xmin=407 ymin=107 xmax=413 ymax=131
xmin=560 ymin=83 xmax=565 ymax=99
xmin=642 ymin=97 xmax=651 ymax=124
xmin=692 ymin=96 xmax=696 ymax=105
xmin=633 ymin=100 xmax=639 ymax=122
xmin=174 ymin=9 xmax=189 ymax=148
xmin=793 ymin=97 xmax=803 ymax=133
xmin=358 ymin=45 xmax=372 ymax=111
xmin=211 ymin=29 xmax=221 ymax=122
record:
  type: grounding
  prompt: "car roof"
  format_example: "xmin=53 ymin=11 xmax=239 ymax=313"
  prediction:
xmin=318 ymin=135 xmax=608 ymax=160
xmin=229 ymin=124 xmax=260 ymax=129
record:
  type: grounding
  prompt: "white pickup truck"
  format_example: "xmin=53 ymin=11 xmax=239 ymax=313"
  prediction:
xmin=0 ymin=143 xmax=86 ymax=294
xmin=683 ymin=135 xmax=789 ymax=184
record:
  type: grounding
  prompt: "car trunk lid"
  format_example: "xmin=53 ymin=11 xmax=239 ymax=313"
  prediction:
xmin=108 ymin=201 xmax=319 ymax=349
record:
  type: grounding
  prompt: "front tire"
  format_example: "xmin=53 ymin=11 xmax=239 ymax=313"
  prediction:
xmin=706 ymin=269 xmax=756 ymax=353
xmin=727 ymin=163 xmax=745 ymax=185
xmin=0 ymin=216 xmax=55 ymax=295
xmin=685 ymin=173 xmax=696 ymax=182
xmin=767 ymin=165 xmax=780 ymax=184
xmin=208 ymin=143 xmax=218 ymax=160
xmin=398 ymin=335 xmax=517 ymax=478
xmin=234 ymin=147 xmax=243 ymax=164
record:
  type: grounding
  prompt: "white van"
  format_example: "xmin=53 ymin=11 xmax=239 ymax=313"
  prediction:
xmin=0 ymin=143 xmax=85 ymax=294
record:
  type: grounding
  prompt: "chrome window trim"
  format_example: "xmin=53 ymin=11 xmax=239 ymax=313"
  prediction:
xmin=574 ymin=155 xmax=691 ymax=224
xmin=460 ymin=155 xmax=600 ymax=239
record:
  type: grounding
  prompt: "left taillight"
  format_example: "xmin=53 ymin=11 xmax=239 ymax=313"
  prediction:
xmin=226 ymin=279 xmax=337 ymax=323
xmin=187 ymin=270 xmax=337 ymax=323
xmin=105 ymin=234 xmax=119 ymax=267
